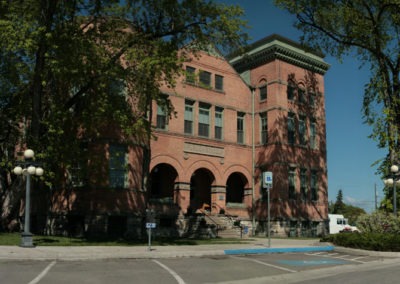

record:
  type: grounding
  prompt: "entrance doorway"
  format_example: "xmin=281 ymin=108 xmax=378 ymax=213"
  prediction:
xmin=190 ymin=168 xmax=214 ymax=212
xmin=149 ymin=163 xmax=178 ymax=201
xmin=226 ymin=172 xmax=247 ymax=204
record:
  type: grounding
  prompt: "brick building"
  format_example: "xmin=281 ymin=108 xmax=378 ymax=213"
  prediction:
xmin=46 ymin=34 xmax=329 ymax=238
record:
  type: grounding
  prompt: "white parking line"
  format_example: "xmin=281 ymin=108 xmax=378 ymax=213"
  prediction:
xmin=152 ymin=260 xmax=186 ymax=284
xmin=28 ymin=260 xmax=57 ymax=284
xmin=230 ymin=256 xmax=297 ymax=273
xmin=305 ymin=253 xmax=366 ymax=263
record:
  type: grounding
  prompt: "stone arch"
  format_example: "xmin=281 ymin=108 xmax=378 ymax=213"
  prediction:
xmin=149 ymin=163 xmax=178 ymax=201
xmin=150 ymin=154 xmax=184 ymax=179
xmin=226 ymin=172 xmax=248 ymax=204
xmin=223 ymin=164 xmax=251 ymax=187
xmin=185 ymin=159 xmax=222 ymax=185
xmin=189 ymin=168 xmax=215 ymax=212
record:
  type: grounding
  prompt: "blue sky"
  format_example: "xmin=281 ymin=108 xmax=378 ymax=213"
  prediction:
xmin=220 ymin=0 xmax=386 ymax=212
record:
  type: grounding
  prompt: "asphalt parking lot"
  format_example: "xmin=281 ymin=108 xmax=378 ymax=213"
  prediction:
xmin=0 ymin=250 xmax=386 ymax=284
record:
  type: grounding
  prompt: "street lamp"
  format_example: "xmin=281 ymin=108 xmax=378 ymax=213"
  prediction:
xmin=384 ymin=165 xmax=400 ymax=217
xmin=13 ymin=149 xmax=44 ymax=247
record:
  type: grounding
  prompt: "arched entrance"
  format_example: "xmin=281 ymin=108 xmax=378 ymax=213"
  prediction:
xmin=149 ymin=163 xmax=178 ymax=201
xmin=190 ymin=168 xmax=214 ymax=212
xmin=226 ymin=172 xmax=247 ymax=204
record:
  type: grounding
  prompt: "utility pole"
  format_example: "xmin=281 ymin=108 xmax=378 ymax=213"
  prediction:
xmin=375 ymin=183 xmax=378 ymax=210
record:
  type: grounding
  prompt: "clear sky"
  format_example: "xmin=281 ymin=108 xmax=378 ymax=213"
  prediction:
xmin=219 ymin=0 xmax=386 ymax=212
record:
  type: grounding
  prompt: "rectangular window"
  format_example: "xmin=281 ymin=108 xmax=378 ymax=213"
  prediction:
xmin=288 ymin=113 xmax=295 ymax=144
xmin=260 ymin=112 xmax=268 ymax=144
xmin=299 ymin=116 xmax=307 ymax=145
xmin=309 ymin=92 xmax=316 ymax=107
xmin=109 ymin=144 xmax=128 ymax=189
xmin=300 ymin=168 xmax=307 ymax=200
xmin=311 ymin=170 xmax=318 ymax=201
xmin=185 ymin=66 xmax=196 ymax=84
xmin=109 ymin=79 xmax=127 ymax=97
xmin=298 ymin=88 xmax=306 ymax=103
xmin=199 ymin=70 xmax=211 ymax=88
xmin=215 ymin=107 xmax=223 ymax=140
xmin=259 ymin=85 xmax=267 ymax=101
xmin=184 ymin=100 xmax=194 ymax=135
xmin=310 ymin=120 xmax=317 ymax=149
xmin=289 ymin=167 xmax=296 ymax=199
xmin=198 ymin=103 xmax=210 ymax=137
xmin=237 ymin=112 xmax=245 ymax=144
xmin=156 ymin=104 xmax=168 ymax=130
xmin=69 ymin=143 xmax=88 ymax=187
xmin=215 ymin=75 xmax=224 ymax=91
xmin=287 ymin=84 xmax=295 ymax=100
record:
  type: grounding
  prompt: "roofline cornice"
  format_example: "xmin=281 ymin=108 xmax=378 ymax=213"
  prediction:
xmin=229 ymin=35 xmax=330 ymax=75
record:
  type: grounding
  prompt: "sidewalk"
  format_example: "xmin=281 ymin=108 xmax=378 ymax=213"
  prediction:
xmin=0 ymin=238 xmax=334 ymax=261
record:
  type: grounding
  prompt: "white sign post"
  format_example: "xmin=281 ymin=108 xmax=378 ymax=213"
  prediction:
xmin=146 ymin=222 xmax=156 ymax=251
xmin=262 ymin=172 xmax=273 ymax=247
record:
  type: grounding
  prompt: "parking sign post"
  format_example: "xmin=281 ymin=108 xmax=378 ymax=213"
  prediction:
xmin=146 ymin=209 xmax=156 ymax=251
xmin=262 ymin=172 xmax=273 ymax=247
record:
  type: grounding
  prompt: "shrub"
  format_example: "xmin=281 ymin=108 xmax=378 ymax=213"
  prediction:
xmin=356 ymin=211 xmax=400 ymax=234
xmin=321 ymin=232 xmax=400 ymax=251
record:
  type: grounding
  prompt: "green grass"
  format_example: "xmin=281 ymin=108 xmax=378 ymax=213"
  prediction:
xmin=0 ymin=233 xmax=255 ymax=246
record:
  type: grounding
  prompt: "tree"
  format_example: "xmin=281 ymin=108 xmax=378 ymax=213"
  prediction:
xmin=274 ymin=0 xmax=400 ymax=167
xmin=333 ymin=189 xmax=345 ymax=214
xmin=329 ymin=189 xmax=366 ymax=224
xmin=0 ymin=0 xmax=248 ymax=230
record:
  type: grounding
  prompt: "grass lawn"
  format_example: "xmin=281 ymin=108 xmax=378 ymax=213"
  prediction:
xmin=0 ymin=233 xmax=255 ymax=246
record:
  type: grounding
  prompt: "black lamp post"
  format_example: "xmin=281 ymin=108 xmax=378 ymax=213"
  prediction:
xmin=384 ymin=165 xmax=399 ymax=217
xmin=13 ymin=149 xmax=44 ymax=247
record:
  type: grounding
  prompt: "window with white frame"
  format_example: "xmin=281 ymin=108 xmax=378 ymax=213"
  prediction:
xmin=237 ymin=112 xmax=245 ymax=144
xmin=184 ymin=99 xmax=194 ymax=135
xmin=215 ymin=106 xmax=223 ymax=140
xmin=288 ymin=167 xmax=296 ymax=199
xmin=311 ymin=170 xmax=318 ymax=201
xmin=156 ymin=104 xmax=168 ymax=130
xmin=298 ymin=88 xmax=306 ymax=104
xmin=299 ymin=115 xmax=307 ymax=145
xmin=215 ymin=75 xmax=224 ymax=91
xmin=199 ymin=70 xmax=211 ymax=88
xmin=260 ymin=112 xmax=268 ymax=144
xmin=109 ymin=144 xmax=128 ymax=189
xmin=259 ymin=85 xmax=267 ymax=101
xmin=287 ymin=84 xmax=295 ymax=100
xmin=310 ymin=119 xmax=317 ymax=149
xmin=288 ymin=112 xmax=296 ymax=144
xmin=198 ymin=103 xmax=210 ymax=137
xmin=185 ymin=66 xmax=196 ymax=84
xmin=300 ymin=168 xmax=307 ymax=200
xmin=69 ymin=143 xmax=88 ymax=187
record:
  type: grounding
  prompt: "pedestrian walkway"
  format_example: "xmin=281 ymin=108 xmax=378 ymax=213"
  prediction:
xmin=0 ymin=238 xmax=333 ymax=261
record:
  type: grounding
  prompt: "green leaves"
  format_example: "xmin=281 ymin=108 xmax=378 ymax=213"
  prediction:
xmin=0 ymin=0 xmax=248 ymax=185
xmin=275 ymin=0 xmax=400 ymax=171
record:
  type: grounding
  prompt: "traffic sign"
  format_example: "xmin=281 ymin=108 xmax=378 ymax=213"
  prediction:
xmin=262 ymin=171 xmax=273 ymax=188
xmin=146 ymin=222 xmax=156 ymax=229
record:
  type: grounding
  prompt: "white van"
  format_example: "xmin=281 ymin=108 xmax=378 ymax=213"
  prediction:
xmin=328 ymin=214 xmax=359 ymax=234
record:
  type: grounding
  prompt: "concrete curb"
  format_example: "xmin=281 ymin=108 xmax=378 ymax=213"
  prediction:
xmin=224 ymin=245 xmax=334 ymax=255
xmin=334 ymin=245 xmax=400 ymax=257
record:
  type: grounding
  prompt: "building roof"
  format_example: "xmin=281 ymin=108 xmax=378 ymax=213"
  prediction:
xmin=228 ymin=34 xmax=330 ymax=75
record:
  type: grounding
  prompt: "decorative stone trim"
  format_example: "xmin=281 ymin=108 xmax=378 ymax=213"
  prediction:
xmin=184 ymin=142 xmax=224 ymax=158
xmin=211 ymin=186 xmax=226 ymax=193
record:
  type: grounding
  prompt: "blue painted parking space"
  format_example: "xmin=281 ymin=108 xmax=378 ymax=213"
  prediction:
xmin=276 ymin=258 xmax=349 ymax=267
xmin=224 ymin=245 xmax=334 ymax=255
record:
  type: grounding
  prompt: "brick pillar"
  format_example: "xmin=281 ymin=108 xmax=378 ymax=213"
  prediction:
xmin=174 ymin=182 xmax=191 ymax=214
xmin=211 ymin=185 xmax=226 ymax=214
xmin=243 ymin=187 xmax=253 ymax=208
